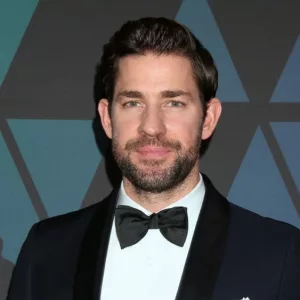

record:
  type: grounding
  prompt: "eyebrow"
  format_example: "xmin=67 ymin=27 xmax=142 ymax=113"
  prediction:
xmin=116 ymin=90 xmax=143 ymax=99
xmin=161 ymin=90 xmax=193 ymax=99
xmin=116 ymin=89 xmax=193 ymax=100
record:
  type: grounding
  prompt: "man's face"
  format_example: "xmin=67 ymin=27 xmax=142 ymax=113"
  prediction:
xmin=100 ymin=54 xmax=211 ymax=193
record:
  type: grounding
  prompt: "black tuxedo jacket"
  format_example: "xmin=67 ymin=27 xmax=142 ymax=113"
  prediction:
xmin=7 ymin=175 xmax=300 ymax=300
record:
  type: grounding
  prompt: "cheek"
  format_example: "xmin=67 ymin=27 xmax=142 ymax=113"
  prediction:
xmin=167 ymin=115 xmax=202 ymax=146
xmin=112 ymin=117 xmax=139 ymax=144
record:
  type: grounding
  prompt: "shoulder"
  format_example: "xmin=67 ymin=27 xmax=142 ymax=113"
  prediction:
xmin=203 ymin=173 xmax=299 ymax=242
xmin=30 ymin=192 xmax=115 ymax=244
xmin=229 ymin=202 xmax=300 ymax=246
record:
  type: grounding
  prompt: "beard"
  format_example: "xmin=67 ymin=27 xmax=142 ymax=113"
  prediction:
xmin=112 ymin=133 xmax=202 ymax=193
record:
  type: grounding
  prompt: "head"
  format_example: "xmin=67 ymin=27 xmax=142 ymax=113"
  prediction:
xmin=98 ymin=17 xmax=221 ymax=193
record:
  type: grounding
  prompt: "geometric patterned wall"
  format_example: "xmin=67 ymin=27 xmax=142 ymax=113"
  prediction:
xmin=0 ymin=0 xmax=299 ymax=298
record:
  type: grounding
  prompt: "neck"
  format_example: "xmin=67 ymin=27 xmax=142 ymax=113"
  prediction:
xmin=122 ymin=165 xmax=200 ymax=213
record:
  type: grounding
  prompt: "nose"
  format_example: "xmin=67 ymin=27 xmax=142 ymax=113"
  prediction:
xmin=138 ymin=105 xmax=166 ymax=137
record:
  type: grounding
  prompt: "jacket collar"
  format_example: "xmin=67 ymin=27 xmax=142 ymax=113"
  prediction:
xmin=74 ymin=174 xmax=230 ymax=300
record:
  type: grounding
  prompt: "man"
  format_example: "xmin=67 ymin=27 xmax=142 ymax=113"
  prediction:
xmin=7 ymin=17 xmax=300 ymax=300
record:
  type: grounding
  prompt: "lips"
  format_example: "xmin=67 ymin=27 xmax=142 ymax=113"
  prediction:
xmin=136 ymin=146 xmax=171 ymax=158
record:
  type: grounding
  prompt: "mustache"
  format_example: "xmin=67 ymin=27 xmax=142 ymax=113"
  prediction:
xmin=124 ymin=136 xmax=182 ymax=151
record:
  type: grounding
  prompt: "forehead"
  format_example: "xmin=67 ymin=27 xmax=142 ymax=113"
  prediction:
xmin=114 ymin=53 xmax=199 ymax=96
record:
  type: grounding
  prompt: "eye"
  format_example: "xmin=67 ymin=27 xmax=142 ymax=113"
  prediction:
xmin=166 ymin=100 xmax=185 ymax=107
xmin=123 ymin=101 xmax=142 ymax=108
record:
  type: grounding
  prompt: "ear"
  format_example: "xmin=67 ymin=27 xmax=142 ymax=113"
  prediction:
xmin=98 ymin=99 xmax=112 ymax=139
xmin=201 ymin=98 xmax=222 ymax=140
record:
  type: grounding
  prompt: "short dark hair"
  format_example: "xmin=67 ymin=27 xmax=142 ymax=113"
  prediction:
xmin=97 ymin=17 xmax=218 ymax=156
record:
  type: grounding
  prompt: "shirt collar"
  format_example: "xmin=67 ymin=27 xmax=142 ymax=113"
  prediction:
xmin=117 ymin=174 xmax=206 ymax=219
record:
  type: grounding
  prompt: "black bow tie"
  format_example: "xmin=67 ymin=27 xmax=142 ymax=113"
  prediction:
xmin=115 ymin=205 xmax=188 ymax=249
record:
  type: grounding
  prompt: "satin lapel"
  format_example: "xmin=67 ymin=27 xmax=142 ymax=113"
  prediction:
xmin=73 ymin=189 xmax=119 ymax=300
xmin=175 ymin=175 xmax=230 ymax=300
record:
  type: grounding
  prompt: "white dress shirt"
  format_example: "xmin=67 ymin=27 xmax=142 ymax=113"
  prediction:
xmin=100 ymin=174 xmax=206 ymax=300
